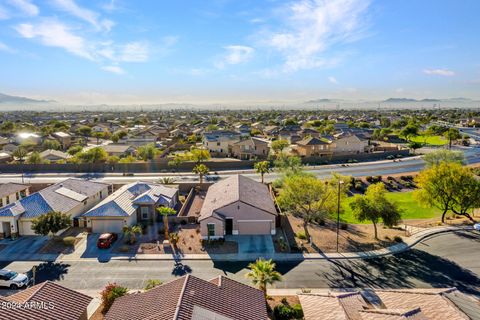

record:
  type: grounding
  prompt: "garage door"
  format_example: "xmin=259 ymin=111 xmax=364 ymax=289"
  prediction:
xmin=92 ymin=219 xmax=124 ymax=234
xmin=238 ymin=220 xmax=271 ymax=235
xmin=20 ymin=221 xmax=36 ymax=236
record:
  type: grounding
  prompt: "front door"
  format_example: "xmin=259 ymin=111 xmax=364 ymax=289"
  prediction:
xmin=2 ymin=222 xmax=11 ymax=238
xmin=225 ymin=218 xmax=233 ymax=235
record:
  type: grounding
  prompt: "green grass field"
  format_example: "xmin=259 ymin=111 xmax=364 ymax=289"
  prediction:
xmin=340 ymin=191 xmax=442 ymax=224
xmin=410 ymin=134 xmax=447 ymax=146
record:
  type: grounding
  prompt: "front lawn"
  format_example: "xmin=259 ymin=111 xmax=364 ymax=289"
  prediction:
xmin=340 ymin=191 xmax=442 ymax=224
xmin=409 ymin=134 xmax=447 ymax=146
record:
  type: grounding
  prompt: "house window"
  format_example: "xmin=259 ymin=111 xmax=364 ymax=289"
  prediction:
xmin=141 ymin=207 xmax=149 ymax=220
xmin=20 ymin=190 xmax=26 ymax=198
xmin=207 ymin=223 xmax=215 ymax=237
xmin=6 ymin=197 xmax=9 ymax=205
xmin=0 ymin=198 xmax=3 ymax=207
xmin=16 ymin=192 xmax=19 ymax=200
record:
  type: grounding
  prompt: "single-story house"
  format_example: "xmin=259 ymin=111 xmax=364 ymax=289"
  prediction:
xmin=299 ymin=288 xmax=480 ymax=320
xmin=39 ymin=149 xmax=72 ymax=162
xmin=198 ymin=175 xmax=277 ymax=239
xmin=2 ymin=281 xmax=93 ymax=320
xmin=106 ymin=275 xmax=268 ymax=320
xmin=0 ymin=183 xmax=30 ymax=208
xmin=101 ymin=144 xmax=136 ymax=157
xmin=0 ymin=179 xmax=110 ymax=238
xmin=82 ymin=181 xmax=178 ymax=233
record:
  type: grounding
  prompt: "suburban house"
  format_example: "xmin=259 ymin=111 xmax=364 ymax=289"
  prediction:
xmin=1 ymin=281 xmax=93 ymax=320
xmin=101 ymin=144 xmax=136 ymax=157
xmin=0 ymin=179 xmax=110 ymax=238
xmin=82 ymin=181 xmax=178 ymax=233
xmin=39 ymin=149 xmax=72 ymax=162
xmin=299 ymin=288 xmax=480 ymax=320
xmin=148 ymin=125 xmax=170 ymax=140
xmin=331 ymin=134 xmax=370 ymax=155
xmin=0 ymin=151 xmax=12 ymax=163
xmin=300 ymin=127 xmax=320 ymax=138
xmin=234 ymin=123 xmax=251 ymax=137
xmin=199 ymin=175 xmax=277 ymax=239
xmin=122 ymin=128 xmax=159 ymax=147
xmin=295 ymin=137 xmax=333 ymax=157
xmin=231 ymin=137 xmax=269 ymax=160
xmin=0 ymin=183 xmax=29 ymax=208
xmin=52 ymin=131 xmax=72 ymax=149
xmin=106 ymin=275 xmax=268 ymax=320
xmin=203 ymin=130 xmax=241 ymax=157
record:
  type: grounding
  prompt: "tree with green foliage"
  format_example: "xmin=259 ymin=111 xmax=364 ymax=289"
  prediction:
xmin=144 ymin=279 xmax=162 ymax=291
xmin=157 ymin=207 xmax=177 ymax=239
xmin=350 ymin=183 xmax=401 ymax=239
xmin=246 ymin=258 xmax=282 ymax=298
xmin=12 ymin=147 xmax=28 ymax=163
xmin=77 ymin=147 xmax=108 ymax=163
xmin=274 ymin=154 xmax=303 ymax=175
xmin=408 ymin=141 xmax=423 ymax=155
xmin=271 ymin=140 xmax=289 ymax=154
xmin=444 ymin=128 xmax=462 ymax=149
xmin=92 ymin=131 xmax=105 ymax=145
xmin=423 ymin=149 xmax=464 ymax=168
xmin=42 ymin=139 xmax=61 ymax=151
xmin=137 ymin=143 xmax=158 ymax=161
xmin=399 ymin=124 xmax=419 ymax=141
xmin=254 ymin=160 xmax=270 ymax=183
xmin=76 ymin=126 xmax=92 ymax=145
xmin=193 ymin=163 xmax=209 ymax=184
xmin=31 ymin=211 xmax=71 ymax=237
xmin=101 ymin=283 xmax=128 ymax=314
xmin=26 ymin=151 xmax=44 ymax=164
xmin=0 ymin=121 xmax=15 ymax=133
xmin=414 ymin=162 xmax=479 ymax=223
xmin=168 ymin=154 xmax=184 ymax=171
xmin=188 ymin=148 xmax=210 ymax=163
xmin=67 ymin=145 xmax=83 ymax=156
xmin=122 ymin=225 xmax=142 ymax=244
xmin=277 ymin=175 xmax=337 ymax=242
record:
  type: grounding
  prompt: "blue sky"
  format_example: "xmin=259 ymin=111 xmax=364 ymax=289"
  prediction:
xmin=0 ymin=0 xmax=479 ymax=104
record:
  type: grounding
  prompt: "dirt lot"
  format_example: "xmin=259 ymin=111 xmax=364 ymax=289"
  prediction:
xmin=38 ymin=228 xmax=86 ymax=254
xmin=287 ymin=215 xmax=405 ymax=253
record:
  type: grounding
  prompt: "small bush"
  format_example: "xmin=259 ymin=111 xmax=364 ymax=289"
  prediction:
xmin=295 ymin=231 xmax=307 ymax=240
xmin=354 ymin=181 xmax=363 ymax=191
xmin=394 ymin=236 xmax=403 ymax=243
xmin=101 ymin=283 xmax=128 ymax=313
xmin=144 ymin=279 xmax=162 ymax=290
xmin=62 ymin=236 xmax=76 ymax=247
xmin=273 ymin=303 xmax=304 ymax=320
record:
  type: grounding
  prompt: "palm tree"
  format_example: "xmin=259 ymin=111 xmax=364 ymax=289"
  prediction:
xmin=157 ymin=207 xmax=176 ymax=239
xmin=254 ymin=161 xmax=270 ymax=184
xmin=245 ymin=258 xmax=282 ymax=297
xmin=192 ymin=164 xmax=209 ymax=184
xmin=122 ymin=225 xmax=142 ymax=244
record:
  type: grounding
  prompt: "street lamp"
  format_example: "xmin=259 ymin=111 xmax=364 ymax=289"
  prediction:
xmin=336 ymin=180 xmax=344 ymax=252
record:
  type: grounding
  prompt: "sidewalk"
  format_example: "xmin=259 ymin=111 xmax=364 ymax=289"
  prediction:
xmin=0 ymin=225 xmax=472 ymax=262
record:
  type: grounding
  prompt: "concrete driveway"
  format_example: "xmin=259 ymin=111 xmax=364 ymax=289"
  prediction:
xmin=233 ymin=235 xmax=274 ymax=254
xmin=0 ymin=236 xmax=49 ymax=257
xmin=80 ymin=234 xmax=123 ymax=261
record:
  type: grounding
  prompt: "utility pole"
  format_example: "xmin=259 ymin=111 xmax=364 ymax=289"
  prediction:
xmin=336 ymin=180 xmax=344 ymax=252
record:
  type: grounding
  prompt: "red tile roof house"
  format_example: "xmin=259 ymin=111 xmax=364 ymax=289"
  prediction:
xmin=299 ymin=288 xmax=480 ymax=320
xmin=0 ymin=281 xmax=93 ymax=320
xmin=198 ymin=175 xmax=278 ymax=239
xmin=106 ymin=274 xmax=268 ymax=320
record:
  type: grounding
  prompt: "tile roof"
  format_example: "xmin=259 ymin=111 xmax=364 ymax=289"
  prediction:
xmin=105 ymin=275 xmax=268 ymax=320
xmin=0 ymin=182 xmax=29 ymax=199
xmin=83 ymin=181 xmax=177 ymax=217
xmin=39 ymin=149 xmax=72 ymax=160
xmin=297 ymin=136 xmax=330 ymax=146
xmin=2 ymin=281 xmax=92 ymax=320
xmin=198 ymin=175 xmax=277 ymax=221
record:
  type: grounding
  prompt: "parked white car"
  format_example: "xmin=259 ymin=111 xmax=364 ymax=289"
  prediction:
xmin=0 ymin=269 xmax=30 ymax=289
xmin=474 ymin=223 xmax=480 ymax=231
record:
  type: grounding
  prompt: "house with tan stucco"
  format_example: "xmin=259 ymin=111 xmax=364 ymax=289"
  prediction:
xmin=198 ymin=175 xmax=277 ymax=239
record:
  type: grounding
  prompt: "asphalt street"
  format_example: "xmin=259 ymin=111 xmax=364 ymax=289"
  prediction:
xmin=1 ymin=147 xmax=480 ymax=184
xmin=1 ymin=230 xmax=479 ymax=297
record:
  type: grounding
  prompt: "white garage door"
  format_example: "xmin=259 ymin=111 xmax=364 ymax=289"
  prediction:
xmin=238 ymin=221 xmax=271 ymax=235
xmin=20 ymin=221 xmax=36 ymax=236
xmin=92 ymin=219 xmax=124 ymax=234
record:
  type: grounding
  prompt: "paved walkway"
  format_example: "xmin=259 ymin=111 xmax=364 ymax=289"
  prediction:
xmin=0 ymin=225 xmax=472 ymax=262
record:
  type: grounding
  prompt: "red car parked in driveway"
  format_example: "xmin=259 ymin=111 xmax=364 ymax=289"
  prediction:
xmin=97 ymin=233 xmax=118 ymax=249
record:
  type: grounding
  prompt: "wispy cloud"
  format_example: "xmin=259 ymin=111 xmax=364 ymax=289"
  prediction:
xmin=0 ymin=41 xmax=15 ymax=53
xmin=423 ymin=68 xmax=455 ymax=77
xmin=263 ymin=0 xmax=371 ymax=72
xmin=7 ymin=0 xmax=39 ymax=16
xmin=15 ymin=19 xmax=93 ymax=60
xmin=0 ymin=5 xmax=10 ymax=19
xmin=119 ymin=42 xmax=149 ymax=62
xmin=328 ymin=76 xmax=338 ymax=84
xmin=215 ymin=45 xmax=254 ymax=68
xmin=50 ymin=0 xmax=113 ymax=31
xmin=101 ymin=65 xmax=125 ymax=74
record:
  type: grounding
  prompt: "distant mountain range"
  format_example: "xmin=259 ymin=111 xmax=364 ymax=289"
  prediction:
xmin=382 ymin=97 xmax=474 ymax=103
xmin=0 ymin=92 xmax=55 ymax=104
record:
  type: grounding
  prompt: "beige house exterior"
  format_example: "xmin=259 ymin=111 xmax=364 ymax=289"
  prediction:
xmin=231 ymin=137 xmax=269 ymax=160
xmin=296 ymin=137 xmax=333 ymax=157
xmin=331 ymin=134 xmax=369 ymax=155
xmin=199 ymin=175 xmax=277 ymax=239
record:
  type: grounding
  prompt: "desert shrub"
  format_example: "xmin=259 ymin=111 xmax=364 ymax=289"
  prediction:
xmin=62 ymin=236 xmax=76 ymax=247
xmin=101 ymin=283 xmax=128 ymax=313
xmin=169 ymin=232 xmax=180 ymax=246
xmin=273 ymin=303 xmax=304 ymax=320
xmin=394 ymin=236 xmax=403 ymax=243
xmin=295 ymin=231 xmax=307 ymax=240
xmin=144 ymin=279 xmax=162 ymax=290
